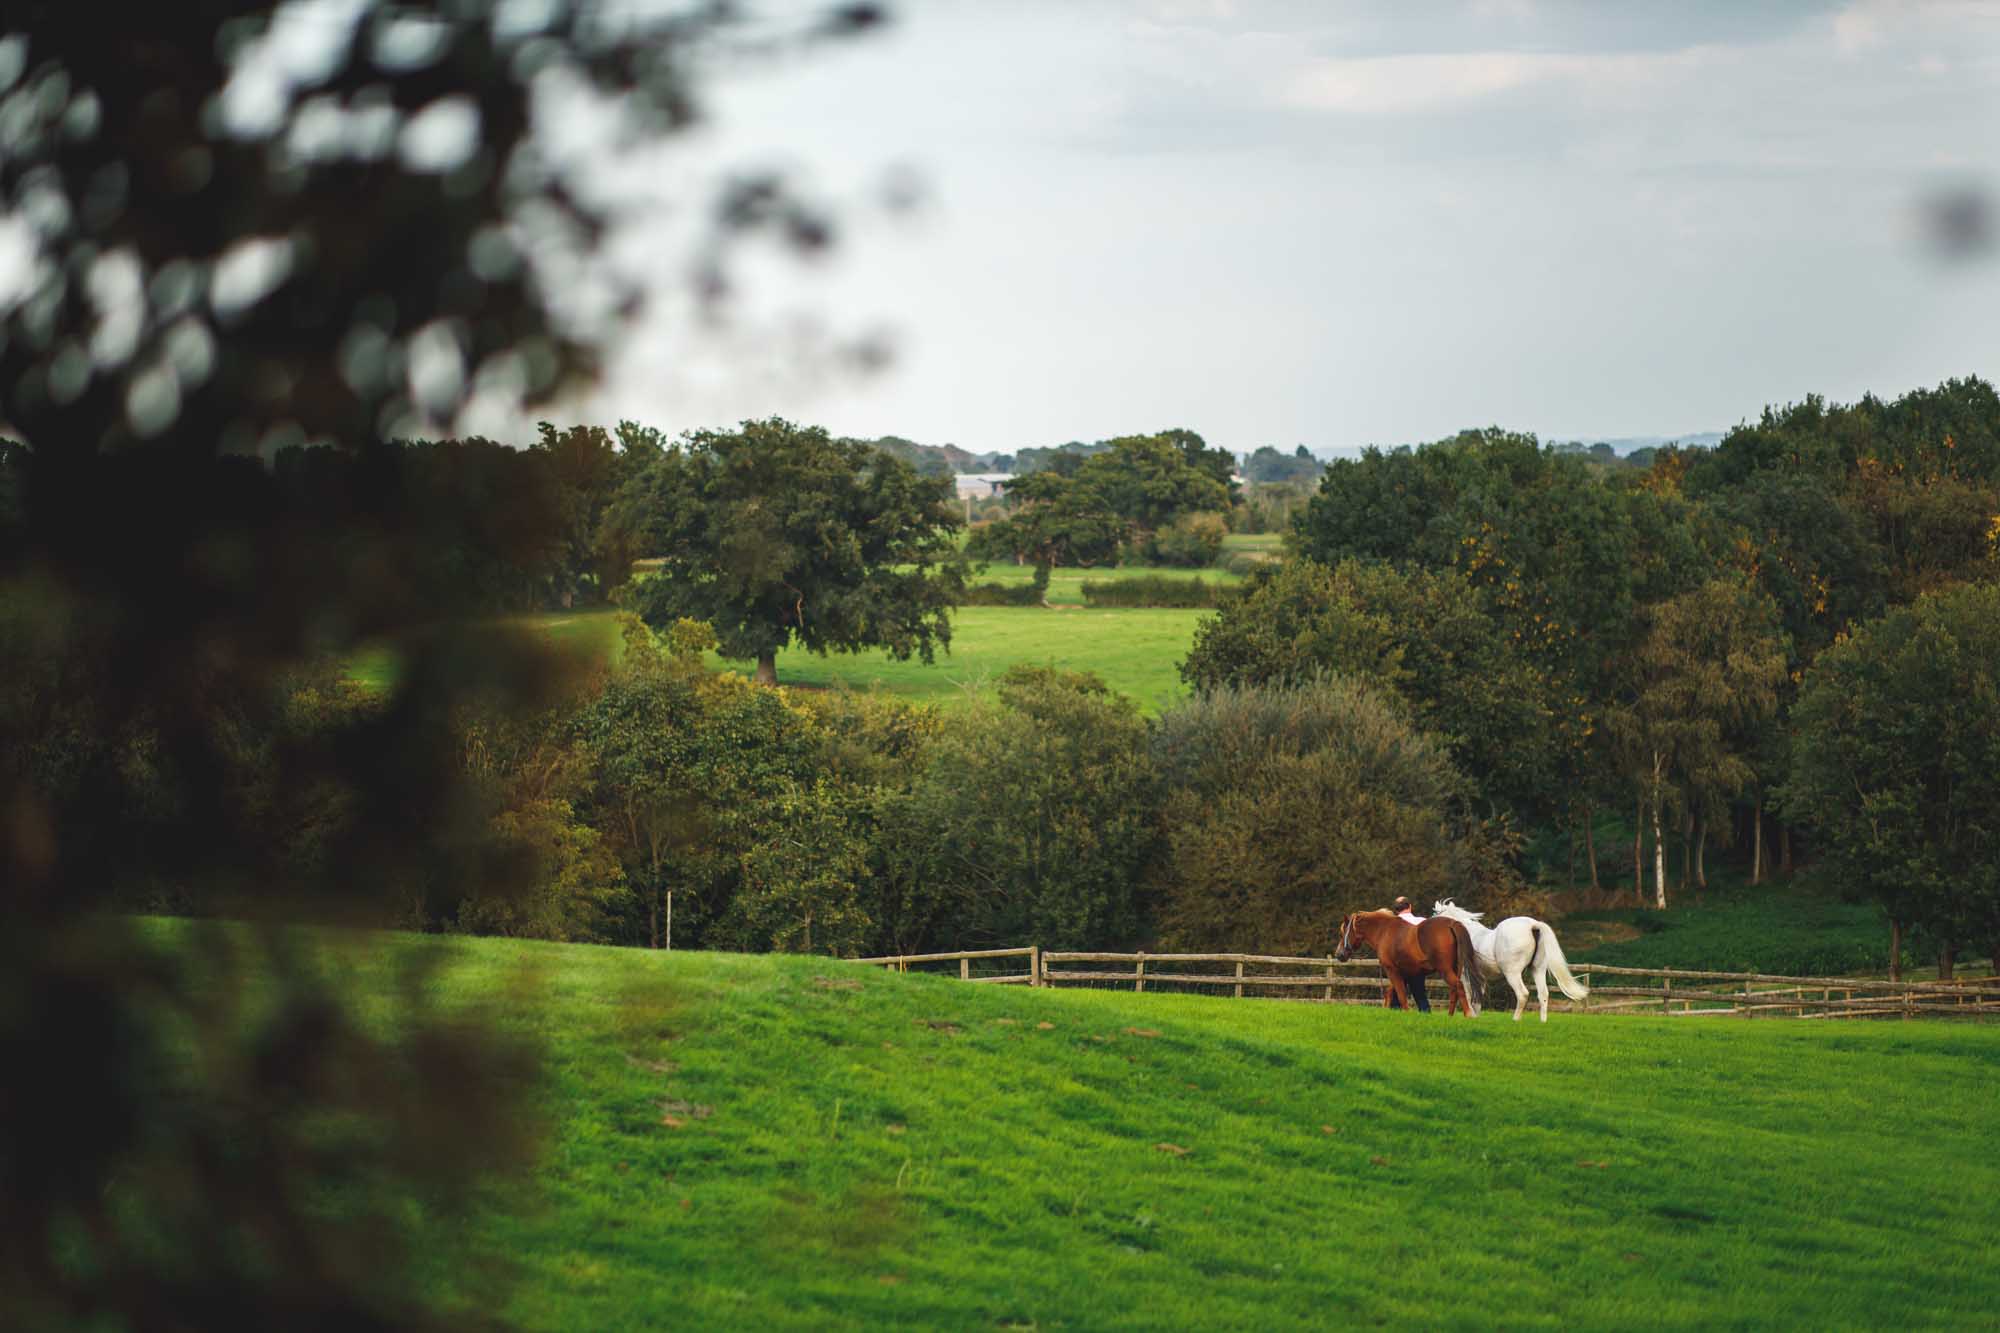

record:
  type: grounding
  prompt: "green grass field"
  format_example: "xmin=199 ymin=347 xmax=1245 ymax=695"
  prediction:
xmin=715 ymin=606 xmax=1204 ymax=712
xmin=348 ymin=596 xmax=1211 ymax=714
xmin=267 ymin=930 xmax=2000 ymax=1329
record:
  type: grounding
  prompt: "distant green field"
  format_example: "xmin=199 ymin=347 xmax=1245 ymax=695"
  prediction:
xmin=158 ymin=925 xmax=2000 ymax=1331
xmin=713 ymin=607 xmax=1205 ymax=713
xmin=347 ymin=602 xmax=1209 ymax=714
xmin=1220 ymin=531 xmax=1286 ymax=553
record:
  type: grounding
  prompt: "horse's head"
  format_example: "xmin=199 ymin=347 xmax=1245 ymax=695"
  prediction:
xmin=1334 ymin=913 xmax=1356 ymax=961
xmin=1335 ymin=912 xmax=1373 ymax=961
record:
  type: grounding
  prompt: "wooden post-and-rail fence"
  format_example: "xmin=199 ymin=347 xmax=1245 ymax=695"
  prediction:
xmin=848 ymin=949 xmax=2000 ymax=1020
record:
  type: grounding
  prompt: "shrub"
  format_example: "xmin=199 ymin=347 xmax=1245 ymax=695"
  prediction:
xmin=1151 ymin=676 xmax=1469 ymax=954
xmin=1219 ymin=550 xmax=1280 ymax=577
xmin=959 ymin=564 xmax=1050 ymax=606
xmin=1146 ymin=511 xmax=1229 ymax=567
xmin=715 ymin=779 xmax=875 ymax=956
xmin=879 ymin=665 xmax=1159 ymax=950
xmin=1081 ymin=576 xmax=1222 ymax=609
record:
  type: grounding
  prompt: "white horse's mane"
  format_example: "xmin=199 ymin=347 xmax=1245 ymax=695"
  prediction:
xmin=1430 ymin=898 xmax=1589 ymax=1020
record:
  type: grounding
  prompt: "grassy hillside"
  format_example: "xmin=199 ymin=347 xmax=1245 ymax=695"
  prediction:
xmin=355 ymin=933 xmax=2000 ymax=1329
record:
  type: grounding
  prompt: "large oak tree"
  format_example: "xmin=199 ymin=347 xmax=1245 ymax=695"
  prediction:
xmin=624 ymin=418 xmax=967 ymax=685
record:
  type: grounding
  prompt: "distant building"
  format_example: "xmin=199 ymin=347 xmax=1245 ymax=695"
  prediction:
xmin=955 ymin=473 xmax=1013 ymax=499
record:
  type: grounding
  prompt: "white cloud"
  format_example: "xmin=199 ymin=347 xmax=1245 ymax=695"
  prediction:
xmin=1833 ymin=0 xmax=2000 ymax=56
xmin=1280 ymin=46 xmax=1717 ymax=116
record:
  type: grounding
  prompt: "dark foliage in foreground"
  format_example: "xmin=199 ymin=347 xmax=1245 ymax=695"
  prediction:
xmin=0 ymin=2 xmax=880 ymax=1325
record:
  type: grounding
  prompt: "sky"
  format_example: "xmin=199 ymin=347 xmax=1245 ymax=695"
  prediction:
xmin=8 ymin=2 xmax=1990 ymax=457
xmin=553 ymin=0 xmax=2000 ymax=457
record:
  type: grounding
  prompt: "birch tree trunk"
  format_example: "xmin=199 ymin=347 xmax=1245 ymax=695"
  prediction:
xmin=1633 ymin=791 xmax=1644 ymax=905
xmin=1695 ymin=817 xmax=1708 ymax=892
xmin=649 ymin=833 xmax=664 ymax=950
xmin=1651 ymin=756 xmax=1668 ymax=910
xmin=1680 ymin=807 xmax=1693 ymax=897
xmin=1585 ymin=808 xmax=1601 ymax=891
xmin=1751 ymin=801 xmax=1763 ymax=886
xmin=1889 ymin=917 xmax=1902 ymax=982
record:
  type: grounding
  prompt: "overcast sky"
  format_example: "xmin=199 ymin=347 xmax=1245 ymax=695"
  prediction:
xmin=567 ymin=0 xmax=2000 ymax=456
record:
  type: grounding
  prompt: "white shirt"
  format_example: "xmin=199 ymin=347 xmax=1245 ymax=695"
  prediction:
xmin=1398 ymin=911 xmax=1425 ymax=925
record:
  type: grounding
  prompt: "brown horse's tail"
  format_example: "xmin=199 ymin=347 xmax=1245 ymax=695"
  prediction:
xmin=1449 ymin=918 xmax=1481 ymax=1016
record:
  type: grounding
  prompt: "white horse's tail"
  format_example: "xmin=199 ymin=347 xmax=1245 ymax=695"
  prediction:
xmin=1538 ymin=924 xmax=1589 ymax=1001
xmin=1448 ymin=918 xmax=1482 ymax=1017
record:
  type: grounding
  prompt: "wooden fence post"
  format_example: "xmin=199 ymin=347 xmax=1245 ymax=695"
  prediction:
xmin=1662 ymin=975 xmax=1672 ymax=1014
xmin=1136 ymin=952 xmax=1146 ymax=994
xmin=960 ymin=957 xmax=970 ymax=981
xmin=1234 ymin=961 xmax=1244 ymax=999
xmin=1031 ymin=945 xmax=1041 ymax=988
xmin=1324 ymin=957 xmax=1334 ymax=1003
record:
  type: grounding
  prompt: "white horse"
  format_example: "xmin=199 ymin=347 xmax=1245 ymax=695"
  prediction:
xmin=1431 ymin=899 xmax=1589 ymax=1022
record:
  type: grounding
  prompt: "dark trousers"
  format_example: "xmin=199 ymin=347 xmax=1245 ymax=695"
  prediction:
xmin=1385 ymin=974 xmax=1431 ymax=1012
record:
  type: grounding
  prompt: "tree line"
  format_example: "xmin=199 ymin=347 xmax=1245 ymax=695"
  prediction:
xmin=88 ymin=635 xmax=1519 ymax=963
xmin=16 ymin=378 xmax=1995 ymax=975
xmin=1189 ymin=380 xmax=2000 ymax=976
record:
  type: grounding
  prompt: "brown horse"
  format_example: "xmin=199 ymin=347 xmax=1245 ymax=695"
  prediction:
xmin=1335 ymin=910 xmax=1482 ymax=1016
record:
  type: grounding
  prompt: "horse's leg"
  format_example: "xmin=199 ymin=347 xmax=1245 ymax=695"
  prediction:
xmin=1504 ymin=961 xmax=1529 ymax=1021
xmin=1385 ymin=970 xmax=1413 ymax=1011
xmin=1535 ymin=960 xmax=1551 ymax=1023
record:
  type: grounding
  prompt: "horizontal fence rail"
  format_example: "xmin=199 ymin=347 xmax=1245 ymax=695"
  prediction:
xmin=852 ymin=946 xmax=1040 ymax=984
xmin=844 ymin=947 xmax=2000 ymax=1019
xmin=1044 ymin=951 xmax=1387 ymax=1002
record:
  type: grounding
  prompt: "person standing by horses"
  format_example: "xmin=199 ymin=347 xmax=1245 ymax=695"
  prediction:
xmin=1384 ymin=897 xmax=1429 ymax=1008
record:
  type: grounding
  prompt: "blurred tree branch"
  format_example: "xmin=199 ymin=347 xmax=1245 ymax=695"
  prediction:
xmin=0 ymin=3 xmax=884 ymax=1325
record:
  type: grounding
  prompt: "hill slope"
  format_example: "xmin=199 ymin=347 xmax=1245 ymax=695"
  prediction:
xmin=393 ymin=938 xmax=2000 ymax=1330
